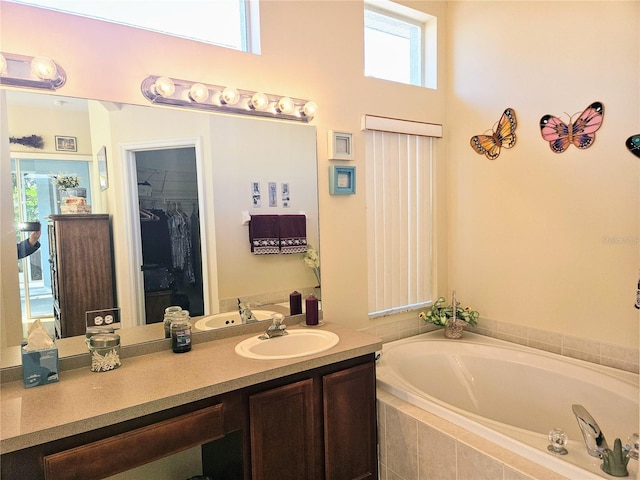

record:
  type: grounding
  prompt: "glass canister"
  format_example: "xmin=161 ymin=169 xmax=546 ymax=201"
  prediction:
xmin=170 ymin=310 xmax=192 ymax=353
xmin=89 ymin=333 xmax=121 ymax=372
xmin=85 ymin=325 xmax=115 ymax=346
xmin=163 ymin=305 xmax=183 ymax=338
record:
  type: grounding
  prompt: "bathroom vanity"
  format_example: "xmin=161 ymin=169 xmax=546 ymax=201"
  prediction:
xmin=0 ymin=322 xmax=381 ymax=479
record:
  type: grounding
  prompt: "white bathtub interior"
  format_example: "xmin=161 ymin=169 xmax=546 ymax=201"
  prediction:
xmin=376 ymin=331 xmax=639 ymax=479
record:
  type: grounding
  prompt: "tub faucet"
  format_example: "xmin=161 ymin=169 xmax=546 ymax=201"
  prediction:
xmin=572 ymin=404 xmax=609 ymax=457
xmin=451 ymin=289 xmax=457 ymax=323
xmin=260 ymin=314 xmax=288 ymax=339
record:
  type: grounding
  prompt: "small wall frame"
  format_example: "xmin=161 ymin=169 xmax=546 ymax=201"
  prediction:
xmin=329 ymin=165 xmax=356 ymax=195
xmin=97 ymin=146 xmax=108 ymax=190
xmin=328 ymin=130 xmax=354 ymax=160
xmin=55 ymin=135 xmax=77 ymax=152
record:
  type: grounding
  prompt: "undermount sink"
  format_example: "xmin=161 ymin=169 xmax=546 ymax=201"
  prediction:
xmin=194 ymin=310 xmax=278 ymax=331
xmin=235 ymin=329 xmax=340 ymax=360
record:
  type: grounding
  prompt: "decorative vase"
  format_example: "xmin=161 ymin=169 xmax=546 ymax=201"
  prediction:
xmin=443 ymin=319 xmax=464 ymax=339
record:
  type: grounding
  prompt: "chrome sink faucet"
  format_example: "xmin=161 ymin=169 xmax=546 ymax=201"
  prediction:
xmin=260 ymin=314 xmax=288 ymax=339
xmin=572 ymin=404 xmax=609 ymax=457
xmin=238 ymin=298 xmax=257 ymax=324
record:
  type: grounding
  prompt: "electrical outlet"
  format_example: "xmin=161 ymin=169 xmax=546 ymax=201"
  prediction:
xmin=86 ymin=307 xmax=121 ymax=329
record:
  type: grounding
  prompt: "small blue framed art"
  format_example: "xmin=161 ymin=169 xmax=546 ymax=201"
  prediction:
xmin=329 ymin=165 xmax=355 ymax=195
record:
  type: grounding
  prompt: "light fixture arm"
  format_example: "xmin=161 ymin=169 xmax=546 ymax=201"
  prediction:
xmin=0 ymin=52 xmax=66 ymax=90
xmin=141 ymin=75 xmax=317 ymax=123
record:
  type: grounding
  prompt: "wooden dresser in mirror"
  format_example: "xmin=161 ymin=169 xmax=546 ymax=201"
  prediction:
xmin=48 ymin=214 xmax=116 ymax=338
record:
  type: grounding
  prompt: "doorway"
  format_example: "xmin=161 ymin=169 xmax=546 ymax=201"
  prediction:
xmin=134 ymin=147 xmax=205 ymax=323
xmin=11 ymin=156 xmax=92 ymax=337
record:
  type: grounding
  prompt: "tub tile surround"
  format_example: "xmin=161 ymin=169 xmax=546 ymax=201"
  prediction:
xmin=361 ymin=316 xmax=639 ymax=374
xmin=377 ymin=390 xmax=569 ymax=480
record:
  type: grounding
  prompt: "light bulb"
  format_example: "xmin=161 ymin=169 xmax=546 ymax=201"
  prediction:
xmin=211 ymin=91 xmax=223 ymax=106
xmin=302 ymin=101 xmax=318 ymax=118
xmin=250 ymin=92 xmax=269 ymax=110
xmin=188 ymin=83 xmax=209 ymax=103
xmin=221 ymin=87 xmax=240 ymax=105
xmin=153 ymin=76 xmax=176 ymax=98
xmin=31 ymin=56 xmax=57 ymax=80
xmin=239 ymin=97 xmax=252 ymax=110
xmin=0 ymin=53 xmax=6 ymax=75
xmin=277 ymin=97 xmax=295 ymax=114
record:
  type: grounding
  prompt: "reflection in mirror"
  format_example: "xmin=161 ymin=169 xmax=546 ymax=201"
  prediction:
xmin=136 ymin=147 xmax=205 ymax=321
xmin=2 ymin=89 xmax=320 ymax=365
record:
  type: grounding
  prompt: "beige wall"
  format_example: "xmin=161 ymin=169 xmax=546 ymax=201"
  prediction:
xmin=7 ymin=103 xmax=92 ymax=155
xmin=1 ymin=0 xmax=637 ymax=349
xmin=446 ymin=1 xmax=639 ymax=348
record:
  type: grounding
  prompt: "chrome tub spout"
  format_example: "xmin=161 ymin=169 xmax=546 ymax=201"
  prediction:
xmin=572 ymin=404 xmax=609 ymax=457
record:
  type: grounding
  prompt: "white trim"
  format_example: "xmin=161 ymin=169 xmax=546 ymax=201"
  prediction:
xmin=362 ymin=115 xmax=443 ymax=138
xmin=9 ymin=151 xmax=92 ymax=162
xmin=364 ymin=0 xmax=433 ymax=24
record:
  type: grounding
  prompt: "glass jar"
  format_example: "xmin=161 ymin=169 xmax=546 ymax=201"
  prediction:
xmin=163 ymin=305 xmax=183 ymax=339
xmin=89 ymin=333 xmax=121 ymax=372
xmin=170 ymin=310 xmax=192 ymax=353
xmin=85 ymin=326 xmax=115 ymax=346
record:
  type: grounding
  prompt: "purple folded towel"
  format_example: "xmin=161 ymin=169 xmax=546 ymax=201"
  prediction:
xmin=249 ymin=215 xmax=280 ymax=254
xmin=280 ymin=214 xmax=307 ymax=254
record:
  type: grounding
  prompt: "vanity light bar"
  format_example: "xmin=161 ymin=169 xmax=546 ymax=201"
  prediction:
xmin=141 ymin=75 xmax=317 ymax=122
xmin=0 ymin=52 xmax=66 ymax=91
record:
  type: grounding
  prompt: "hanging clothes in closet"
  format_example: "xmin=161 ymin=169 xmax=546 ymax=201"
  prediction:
xmin=166 ymin=203 xmax=196 ymax=286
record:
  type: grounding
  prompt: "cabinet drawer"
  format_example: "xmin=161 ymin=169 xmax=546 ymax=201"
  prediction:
xmin=43 ymin=403 xmax=224 ymax=480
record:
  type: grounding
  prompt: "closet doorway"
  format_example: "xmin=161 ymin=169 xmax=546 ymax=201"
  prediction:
xmin=135 ymin=147 xmax=204 ymax=323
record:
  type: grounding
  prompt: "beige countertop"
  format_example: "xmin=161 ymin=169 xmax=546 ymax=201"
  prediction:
xmin=0 ymin=321 xmax=381 ymax=454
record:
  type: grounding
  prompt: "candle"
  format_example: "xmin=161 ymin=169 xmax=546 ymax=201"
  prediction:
xmin=305 ymin=294 xmax=319 ymax=326
xmin=289 ymin=291 xmax=302 ymax=315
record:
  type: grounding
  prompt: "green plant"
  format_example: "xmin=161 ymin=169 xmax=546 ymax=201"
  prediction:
xmin=419 ymin=296 xmax=479 ymax=327
xmin=50 ymin=173 xmax=80 ymax=189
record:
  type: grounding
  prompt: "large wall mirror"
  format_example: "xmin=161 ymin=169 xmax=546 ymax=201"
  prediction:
xmin=2 ymin=89 xmax=320 ymax=364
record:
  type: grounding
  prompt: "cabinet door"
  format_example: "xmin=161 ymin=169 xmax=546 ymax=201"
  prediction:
xmin=323 ymin=361 xmax=377 ymax=480
xmin=249 ymin=378 xmax=319 ymax=480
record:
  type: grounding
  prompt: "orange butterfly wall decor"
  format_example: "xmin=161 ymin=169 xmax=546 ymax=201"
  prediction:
xmin=470 ymin=108 xmax=517 ymax=160
xmin=539 ymin=101 xmax=604 ymax=154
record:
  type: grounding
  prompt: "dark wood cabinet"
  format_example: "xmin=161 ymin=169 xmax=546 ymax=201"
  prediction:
xmin=1 ymin=355 xmax=378 ymax=480
xmin=249 ymin=358 xmax=377 ymax=480
xmin=249 ymin=379 xmax=319 ymax=480
xmin=323 ymin=362 xmax=377 ymax=480
xmin=48 ymin=214 xmax=115 ymax=338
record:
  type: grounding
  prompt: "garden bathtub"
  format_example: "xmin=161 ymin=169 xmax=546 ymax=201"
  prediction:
xmin=376 ymin=331 xmax=638 ymax=479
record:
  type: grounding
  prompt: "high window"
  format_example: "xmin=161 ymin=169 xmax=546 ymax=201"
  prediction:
xmin=9 ymin=0 xmax=260 ymax=53
xmin=364 ymin=0 xmax=436 ymax=89
xmin=365 ymin=117 xmax=441 ymax=316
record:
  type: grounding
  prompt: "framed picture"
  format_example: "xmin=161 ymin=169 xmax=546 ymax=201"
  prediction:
xmin=97 ymin=146 xmax=108 ymax=190
xmin=329 ymin=165 xmax=356 ymax=195
xmin=328 ymin=130 xmax=354 ymax=160
xmin=55 ymin=135 xmax=77 ymax=152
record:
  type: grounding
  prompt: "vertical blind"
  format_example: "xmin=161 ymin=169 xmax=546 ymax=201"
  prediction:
xmin=366 ymin=130 xmax=433 ymax=315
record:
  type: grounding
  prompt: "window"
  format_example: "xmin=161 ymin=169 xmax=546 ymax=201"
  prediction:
xmin=365 ymin=121 xmax=438 ymax=316
xmin=9 ymin=0 xmax=260 ymax=53
xmin=364 ymin=0 xmax=436 ymax=89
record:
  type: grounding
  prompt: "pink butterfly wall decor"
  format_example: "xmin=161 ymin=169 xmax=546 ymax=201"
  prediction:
xmin=539 ymin=101 xmax=604 ymax=153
